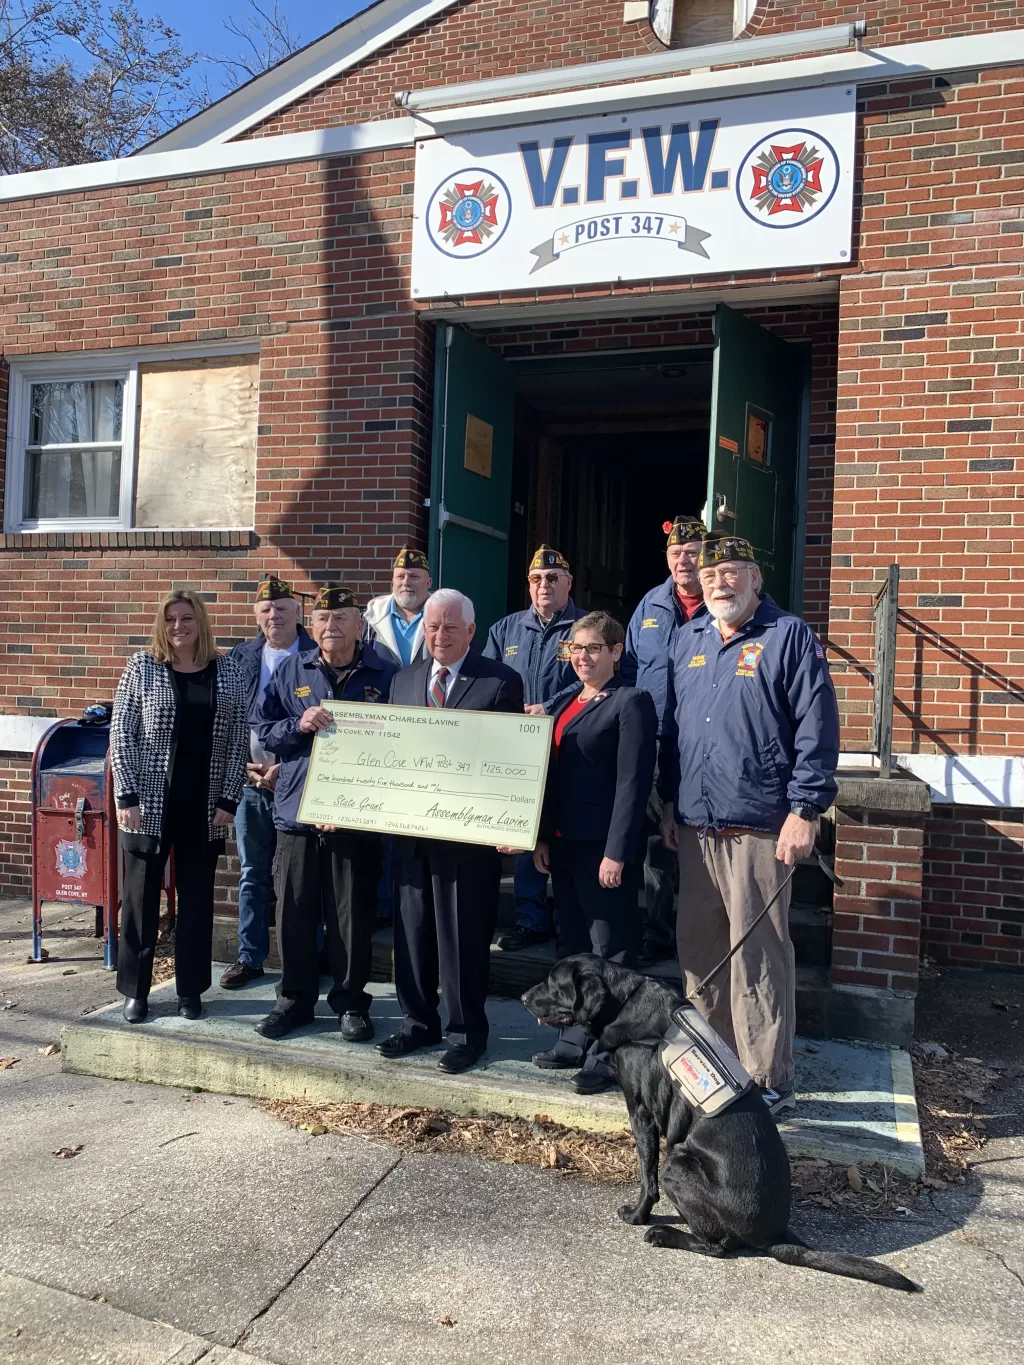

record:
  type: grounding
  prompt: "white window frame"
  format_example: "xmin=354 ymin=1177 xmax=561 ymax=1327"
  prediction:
xmin=5 ymin=341 xmax=260 ymax=533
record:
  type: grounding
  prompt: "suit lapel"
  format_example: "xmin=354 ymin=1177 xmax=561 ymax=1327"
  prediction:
xmin=561 ymin=680 xmax=620 ymax=735
xmin=445 ymin=663 xmax=476 ymax=710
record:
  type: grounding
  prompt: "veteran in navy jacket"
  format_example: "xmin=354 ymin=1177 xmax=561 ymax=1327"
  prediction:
xmin=252 ymin=584 xmax=397 ymax=1043
xmin=659 ymin=535 xmax=840 ymax=1116
xmin=620 ymin=514 xmax=708 ymax=969
xmin=483 ymin=544 xmax=586 ymax=953
xmin=377 ymin=589 xmax=524 ymax=1076
xmin=532 ymin=610 xmax=656 ymax=1094
xmin=222 ymin=576 xmax=314 ymax=989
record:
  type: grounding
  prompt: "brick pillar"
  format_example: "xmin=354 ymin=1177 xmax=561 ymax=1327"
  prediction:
xmin=832 ymin=809 xmax=926 ymax=996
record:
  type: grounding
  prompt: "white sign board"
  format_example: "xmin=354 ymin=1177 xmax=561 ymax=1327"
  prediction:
xmin=411 ymin=85 xmax=855 ymax=299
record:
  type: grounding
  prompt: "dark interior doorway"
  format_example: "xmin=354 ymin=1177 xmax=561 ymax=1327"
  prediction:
xmin=505 ymin=349 xmax=713 ymax=623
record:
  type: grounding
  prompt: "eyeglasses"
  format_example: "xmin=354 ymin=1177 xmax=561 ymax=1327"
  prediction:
xmin=568 ymin=643 xmax=608 ymax=658
xmin=529 ymin=572 xmax=562 ymax=585
xmin=698 ymin=567 xmax=748 ymax=586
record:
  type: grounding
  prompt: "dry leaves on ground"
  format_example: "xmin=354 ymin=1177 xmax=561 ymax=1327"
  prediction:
xmin=0 ymin=1057 xmax=18 ymax=1071
xmin=52 ymin=1144 xmax=83 ymax=1159
xmin=38 ymin=1044 xmax=59 ymax=1057
xmin=266 ymin=1098 xmax=639 ymax=1181
xmin=911 ymin=1043 xmax=1009 ymax=1182
xmin=151 ymin=920 xmax=176 ymax=987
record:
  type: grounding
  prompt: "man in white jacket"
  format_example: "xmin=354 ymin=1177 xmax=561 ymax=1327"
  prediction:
xmin=363 ymin=547 xmax=433 ymax=668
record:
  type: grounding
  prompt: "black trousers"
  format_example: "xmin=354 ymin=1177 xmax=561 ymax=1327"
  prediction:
xmin=116 ymin=825 xmax=222 ymax=1000
xmin=274 ymin=829 xmax=381 ymax=1017
xmin=549 ymin=839 xmax=641 ymax=1076
xmin=393 ymin=841 xmax=500 ymax=1051
xmin=642 ymin=826 xmax=679 ymax=950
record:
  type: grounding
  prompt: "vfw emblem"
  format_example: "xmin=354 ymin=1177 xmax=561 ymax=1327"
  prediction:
xmin=55 ymin=839 xmax=87 ymax=879
xmin=427 ymin=166 xmax=511 ymax=259
xmin=737 ymin=128 xmax=840 ymax=228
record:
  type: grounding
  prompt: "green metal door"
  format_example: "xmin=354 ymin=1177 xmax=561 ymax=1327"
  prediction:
xmin=706 ymin=304 xmax=804 ymax=608
xmin=429 ymin=325 xmax=517 ymax=637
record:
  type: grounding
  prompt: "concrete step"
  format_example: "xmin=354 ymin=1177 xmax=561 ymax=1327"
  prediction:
xmin=60 ymin=971 xmax=924 ymax=1177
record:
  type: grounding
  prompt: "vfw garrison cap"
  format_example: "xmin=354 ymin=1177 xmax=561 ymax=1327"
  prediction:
xmin=529 ymin=544 xmax=570 ymax=573
xmin=312 ymin=583 xmax=360 ymax=611
xmin=393 ymin=547 xmax=431 ymax=572
xmin=254 ymin=575 xmax=294 ymax=602
xmin=698 ymin=535 xmax=757 ymax=569
xmin=662 ymin=514 xmax=708 ymax=547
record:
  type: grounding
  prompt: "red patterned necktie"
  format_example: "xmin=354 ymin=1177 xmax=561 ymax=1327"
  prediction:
xmin=429 ymin=666 xmax=449 ymax=708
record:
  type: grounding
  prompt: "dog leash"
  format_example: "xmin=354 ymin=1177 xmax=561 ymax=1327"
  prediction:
xmin=686 ymin=846 xmax=844 ymax=1003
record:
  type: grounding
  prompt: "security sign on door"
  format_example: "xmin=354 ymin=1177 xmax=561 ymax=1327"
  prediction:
xmin=411 ymin=85 xmax=854 ymax=298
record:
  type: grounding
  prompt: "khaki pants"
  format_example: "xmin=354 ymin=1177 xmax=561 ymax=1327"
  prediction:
xmin=675 ymin=827 xmax=795 ymax=1090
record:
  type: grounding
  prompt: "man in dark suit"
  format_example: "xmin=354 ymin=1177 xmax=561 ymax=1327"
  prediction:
xmin=377 ymin=588 xmax=524 ymax=1074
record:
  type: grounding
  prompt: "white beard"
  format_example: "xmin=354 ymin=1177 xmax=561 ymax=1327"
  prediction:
xmin=394 ymin=589 xmax=425 ymax=612
xmin=707 ymin=584 xmax=758 ymax=627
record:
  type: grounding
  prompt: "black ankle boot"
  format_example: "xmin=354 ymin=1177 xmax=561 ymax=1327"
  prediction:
xmin=123 ymin=997 xmax=148 ymax=1024
xmin=177 ymin=996 xmax=202 ymax=1020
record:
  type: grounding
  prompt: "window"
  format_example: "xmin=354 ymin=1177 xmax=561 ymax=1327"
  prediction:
xmin=5 ymin=348 xmax=259 ymax=532
xmin=649 ymin=0 xmax=758 ymax=49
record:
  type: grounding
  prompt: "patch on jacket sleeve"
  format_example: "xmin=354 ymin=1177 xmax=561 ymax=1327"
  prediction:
xmin=556 ymin=640 xmax=571 ymax=661
xmin=295 ymin=685 xmax=312 ymax=697
xmin=504 ymin=645 xmax=518 ymax=658
xmin=735 ymin=642 xmax=765 ymax=677
xmin=642 ymin=618 xmax=658 ymax=629
xmin=363 ymin=686 xmax=382 ymax=701
xmin=687 ymin=654 xmax=706 ymax=668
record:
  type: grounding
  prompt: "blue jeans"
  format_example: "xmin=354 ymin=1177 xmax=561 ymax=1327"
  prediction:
xmin=235 ymin=785 xmax=276 ymax=967
xmin=514 ymin=851 xmax=551 ymax=934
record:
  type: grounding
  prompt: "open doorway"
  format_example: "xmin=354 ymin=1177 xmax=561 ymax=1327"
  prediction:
xmin=506 ymin=350 xmax=712 ymax=622
xmin=428 ymin=308 xmax=808 ymax=636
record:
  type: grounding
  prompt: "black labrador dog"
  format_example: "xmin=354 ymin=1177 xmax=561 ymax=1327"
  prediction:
xmin=523 ymin=955 xmax=919 ymax=1293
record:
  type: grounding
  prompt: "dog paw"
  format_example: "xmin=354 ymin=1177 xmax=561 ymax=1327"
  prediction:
xmin=644 ymin=1226 xmax=672 ymax=1248
xmin=617 ymin=1203 xmax=651 ymax=1226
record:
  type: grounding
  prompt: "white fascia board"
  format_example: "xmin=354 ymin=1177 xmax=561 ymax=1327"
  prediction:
xmin=414 ymin=27 xmax=1024 ymax=135
xmin=841 ymin=752 xmax=1024 ymax=808
xmin=147 ymin=0 xmax=460 ymax=152
xmin=417 ymin=278 xmax=839 ymax=328
xmin=0 ymin=118 xmax=416 ymax=203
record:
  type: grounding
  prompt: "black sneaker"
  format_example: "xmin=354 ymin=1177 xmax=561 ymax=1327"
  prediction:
xmin=219 ymin=960 xmax=265 ymax=990
xmin=339 ymin=1012 xmax=374 ymax=1043
xmin=495 ymin=926 xmax=551 ymax=952
xmin=759 ymin=1085 xmax=797 ymax=1118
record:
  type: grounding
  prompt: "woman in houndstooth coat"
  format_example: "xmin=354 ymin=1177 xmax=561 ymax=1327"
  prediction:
xmin=110 ymin=589 xmax=248 ymax=1023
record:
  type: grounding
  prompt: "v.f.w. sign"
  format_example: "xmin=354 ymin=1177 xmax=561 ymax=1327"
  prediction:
xmin=410 ymin=85 xmax=855 ymax=299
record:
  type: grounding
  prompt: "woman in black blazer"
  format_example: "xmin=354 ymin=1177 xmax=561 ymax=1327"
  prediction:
xmin=531 ymin=610 xmax=656 ymax=1094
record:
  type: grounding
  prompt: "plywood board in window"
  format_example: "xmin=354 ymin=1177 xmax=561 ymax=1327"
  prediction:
xmin=134 ymin=356 xmax=258 ymax=528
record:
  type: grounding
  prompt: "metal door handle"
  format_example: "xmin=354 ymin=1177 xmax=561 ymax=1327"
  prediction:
xmin=715 ymin=493 xmax=737 ymax=523
xmin=75 ymin=797 xmax=86 ymax=842
xmin=437 ymin=502 xmax=508 ymax=542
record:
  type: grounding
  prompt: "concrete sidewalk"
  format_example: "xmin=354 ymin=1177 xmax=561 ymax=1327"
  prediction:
xmin=61 ymin=967 xmax=925 ymax=1175
xmin=3 ymin=898 xmax=1024 ymax=1365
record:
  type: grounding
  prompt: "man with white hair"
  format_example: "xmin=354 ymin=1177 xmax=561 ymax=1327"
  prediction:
xmin=659 ymin=535 xmax=839 ymax=1118
xmin=378 ymin=589 xmax=524 ymax=1074
xmin=222 ymin=576 xmax=313 ymax=989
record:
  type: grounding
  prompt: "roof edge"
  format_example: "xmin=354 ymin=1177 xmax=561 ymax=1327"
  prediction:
xmin=144 ymin=0 xmax=460 ymax=152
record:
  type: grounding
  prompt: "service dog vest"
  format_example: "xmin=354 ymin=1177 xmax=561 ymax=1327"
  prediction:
xmin=659 ymin=1004 xmax=754 ymax=1117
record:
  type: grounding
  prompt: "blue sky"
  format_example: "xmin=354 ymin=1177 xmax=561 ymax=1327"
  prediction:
xmin=136 ymin=1 xmax=371 ymax=87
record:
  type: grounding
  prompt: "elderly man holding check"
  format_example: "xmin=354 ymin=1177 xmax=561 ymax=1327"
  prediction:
xmin=377 ymin=588 xmax=524 ymax=1075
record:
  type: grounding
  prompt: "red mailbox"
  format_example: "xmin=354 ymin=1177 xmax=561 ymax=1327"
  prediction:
xmin=31 ymin=717 xmax=119 ymax=968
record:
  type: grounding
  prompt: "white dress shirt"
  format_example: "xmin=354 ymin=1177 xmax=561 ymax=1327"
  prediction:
xmin=428 ymin=654 xmax=468 ymax=704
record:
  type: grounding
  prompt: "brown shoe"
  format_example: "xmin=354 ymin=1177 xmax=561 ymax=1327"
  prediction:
xmin=219 ymin=960 xmax=265 ymax=990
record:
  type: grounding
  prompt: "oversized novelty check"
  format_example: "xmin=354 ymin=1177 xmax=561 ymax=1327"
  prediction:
xmin=296 ymin=701 xmax=553 ymax=850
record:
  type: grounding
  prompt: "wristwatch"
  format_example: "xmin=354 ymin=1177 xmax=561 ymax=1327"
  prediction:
xmin=789 ymin=801 xmax=821 ymax=821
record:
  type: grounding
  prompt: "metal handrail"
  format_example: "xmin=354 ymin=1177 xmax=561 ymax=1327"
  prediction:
xmin=872 ymin=564 xmax=899 ymax=773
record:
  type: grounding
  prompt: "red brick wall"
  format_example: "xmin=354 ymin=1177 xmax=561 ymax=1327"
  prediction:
xmin=827 ymin=64 xmax=1024 ymax=759
xmin=0 ymin=755 xmax=32 ymax=896
xmin=923 ymin=806 xmax=1024 ymax=967
xmin=241 ymin=1 xmax=1023 ymax=140
xmin=833 ymin=808 xmax=926 ymax=993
